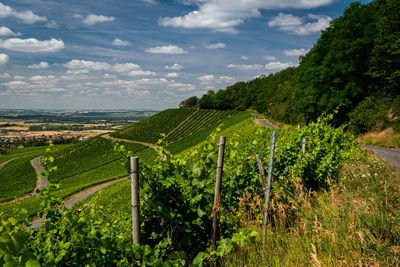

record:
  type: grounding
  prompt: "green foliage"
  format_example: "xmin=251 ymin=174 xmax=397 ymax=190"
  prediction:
xmin=181 ymin=0 xmax=400 ymax=135
xmin=111 ymin=109 xmax=195 ymax=143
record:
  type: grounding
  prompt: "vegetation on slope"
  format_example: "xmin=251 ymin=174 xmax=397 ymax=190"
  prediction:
xmin=180 ymin=0 xmax=400 ymax=137
xmin=111 ymin=109 xmax=195 ymax=143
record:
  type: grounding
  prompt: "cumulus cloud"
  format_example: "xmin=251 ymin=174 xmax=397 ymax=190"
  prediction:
xmin=265 ymin=61 xmax=296 ymax=70
xmin=264 ymin=55 xmax=276 ymax=61
xmin=283 ymin=48 xmax=309 ymax=57
xmin=2 ymin=80 xmax=28 ymax=88
xmin=165 ymin=72 xmax=179 ymax=78
xmin=0 ymin=26 xmax=19 ymax=36
xmin=227 ymin=64 xmax=263 ymax=70
xmin=28 ymin=61 xmax=49 ymax=69
xmin=146 ymin=45 xmax=187 ymax=54
xmin=198 ymin=74 xmax=235 ymax=84
xmin=0 ymin=73 xmax=9 ymax=78
xmin=83 ymin=14 xmax=115 ymax=25
xmin=0 ymin=53 xmax=8 ymax=66
xmin=198 ymin=74 xmax=215 ymax=83
xmin=0 ymin=38 xmax=64 ymax=53
xmin=64 ymin=60 xmax=140 ymax=73
xmin=205 ymin=42 xmax=226 ymax=49
xmin=241 ymin=56 xmax=248 ymax=60
xmin=45 ymin=20 xmax=59 ymax=29
xmin=112 ymin=38 xmax=131 ymax=46
xmin=159 ymin=0 xmax=333 ymax=33
xmin=0 ymin=2 xmax=47 ymax=24
xmin=125 ymin=70 xmax=157 ymax=76
xmin=165 ymin=63 xmax=183 ymax=70
xmin=268 ymin=13 xmax=331 ymax=35
xmin=168 ymin=82 xmax=196 ymax=91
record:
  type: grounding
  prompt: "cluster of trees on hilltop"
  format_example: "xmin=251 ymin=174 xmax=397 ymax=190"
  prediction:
xmin=180 ymin=0 xmax=400 ymax=134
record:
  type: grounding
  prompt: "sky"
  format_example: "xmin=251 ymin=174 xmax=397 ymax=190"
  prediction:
xmin=0 ymin=0 xmax=369 ymax=110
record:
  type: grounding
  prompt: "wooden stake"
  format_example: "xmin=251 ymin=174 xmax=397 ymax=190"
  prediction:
xmin=302 ymin=138 xmax=306 ymax=154
xmin=263 ymin=130 xmax=276 ymax=235
xmin=131 ymin=157 xmax=140 ymax=244
xmin=256 ymin=154 xmax=266 ymax=191
xmin=211 ymin=136 xmax=226 ymax=247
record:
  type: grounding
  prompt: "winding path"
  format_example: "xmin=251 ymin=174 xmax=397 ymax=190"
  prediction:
xmin=31 ymin=176 xmax=127 ymax=229
xmin=254 ymin=118 xmax=279 ymax=129
xmin=362 ymin=145 xmax=400 ymax=170
xmin=102 ymin=133 xmax=167 ymax=160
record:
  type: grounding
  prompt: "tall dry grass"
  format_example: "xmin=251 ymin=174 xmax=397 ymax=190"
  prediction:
xmin=222 ymin=154 xmax=400 ymax=266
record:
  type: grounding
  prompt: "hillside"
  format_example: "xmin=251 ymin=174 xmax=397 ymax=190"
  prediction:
xmin=180 ymin=0 xmax=400 ymax=138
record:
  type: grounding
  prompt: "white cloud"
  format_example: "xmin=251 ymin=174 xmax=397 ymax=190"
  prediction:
xmin=205 ymin=42 xmax=226 ymax=49
xmin=64 ymin=60 xmax=140 ymax=73
xmin=198 ymin=74 xmax=215 ymax=83
xmin=165 ymin=72 xmax=179 ymax=78
xmin=0 ymin=73 xmax=9 ymax=78
xmin=140 ymin=0 xmax=157 ymax=4
xmin=168 ymin=82 xmax=196 ymax=91
xmin=125 ymin=70 xmax=157 ymax=76
xmin=146 ymin=45 xmax=187 ymax=54
xmin=218 ymin=76 xmax=235 ymax=83
xmin=83 ymin=14 xmax=115 ymax=25
xmin=159 ymin=0 xmax=333 ymax=33
xmin=0 ymin=53 xmax=8 ymax=66
xmin=13 ymin=75 xmax=25 ymax=80
xmin=73 ymin=13 xmax=83 ymax=19
xmin=0 ymin=26 xmax=19 ymax=36
xmin=0 ymin=38 xmax=64 ymax=53
xmin=112 ymin=38 xmax=131 ymax=46
xmin=283 ymin=48 xmax=309 ymax=57
xmin=0 ymin=2 xmax=47 ymax=24
xmin=28 ymin=61 xmax=49 ymax=69
xmin=103 ymin=73 xmax=116 ymax=79
xmin=165 ymin=63 xmax=183 ymax=70
xmin=264 ymin=55 xmax=276 ymax=61
xmin=268 ymin=13 xmax=331 ymax=35
xmin=227 ymin=64 xmax=263 ymax=70
xmin=241 ymin=56 xmax=248 ymax=60
xmin=66 ymin=69 xmax=89 ymax=75
xmin=265 ymin=61 xmax=296 ymax=70
xmin=2 ymin=80 xmax=28 ymax=88
xmin=45 ymin=20 xmax=59 ymax=29
xmin=29 ymin=75 xmax=57 ymax=82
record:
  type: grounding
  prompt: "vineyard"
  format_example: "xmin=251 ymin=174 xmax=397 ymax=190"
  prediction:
xmin=1 ymin=113 xmax=399 ymax=266
xmin=164 ymin=109 xmax=238 ymax=143
xmin=111 ymin=109 xmax=195 ymax=143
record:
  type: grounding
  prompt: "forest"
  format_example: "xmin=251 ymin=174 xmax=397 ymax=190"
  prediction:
xmin=181 ymin=0 xmax=400 ymax=135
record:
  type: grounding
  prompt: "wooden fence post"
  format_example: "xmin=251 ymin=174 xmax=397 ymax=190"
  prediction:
xmin=211 ymin=136 xmax=226 ymax=247
xmin=302 ymin=138 xmax=306 ymax=154
xmin=263 ymin=130 xmax=276 ymax=234
xmin=131 ymin=157 xmax=140 ymax=244
xmin=256 ymin=154 xmax=266 ymax=193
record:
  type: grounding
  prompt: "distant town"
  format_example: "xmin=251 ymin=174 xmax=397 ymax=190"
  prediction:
xmin=0 ymin=109 xmax=157 ymax=153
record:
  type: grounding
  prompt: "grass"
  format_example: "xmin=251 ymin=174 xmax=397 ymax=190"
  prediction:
xmin=222 ymin=154 xmax=400 ymax=266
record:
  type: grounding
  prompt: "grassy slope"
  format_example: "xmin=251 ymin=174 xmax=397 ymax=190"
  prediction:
xmin=223 ymin=155 xmax=400 ymax=266
xmin=111 ymin=109 xmax=195 ymax=143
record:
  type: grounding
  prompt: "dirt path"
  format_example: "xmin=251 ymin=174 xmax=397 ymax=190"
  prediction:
xmin=0 ymin=156 xmax=46 ymax=205
xmin=0 ymin=156 xmax=19 ymax=170
xmin=31 ymin=177 xmax=127 ymax=229
xmin=362 ymin=145 xmax=400 ymax=170
xmin=102 ymin=134 xmax=167 ymax=160
xmin=254 ymin=118 xmax=279 ymax=129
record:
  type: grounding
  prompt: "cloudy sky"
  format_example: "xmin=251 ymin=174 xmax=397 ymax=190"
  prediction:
xmin=0 ymin=0 xmax=368 ymax=110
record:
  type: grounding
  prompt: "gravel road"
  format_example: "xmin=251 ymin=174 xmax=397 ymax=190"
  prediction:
xmin=362 ymin=145 xmax=400 ymax=170
xmin=31 ymin=156 xmax=47 ymax=193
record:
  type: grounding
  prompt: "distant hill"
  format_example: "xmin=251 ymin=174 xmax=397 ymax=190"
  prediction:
xmin=181 ymin=0 xmax=400 ymax=135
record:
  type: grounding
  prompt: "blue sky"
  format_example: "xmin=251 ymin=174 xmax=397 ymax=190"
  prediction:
xmin=0 ymin=0 xmax=368 ymax=110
